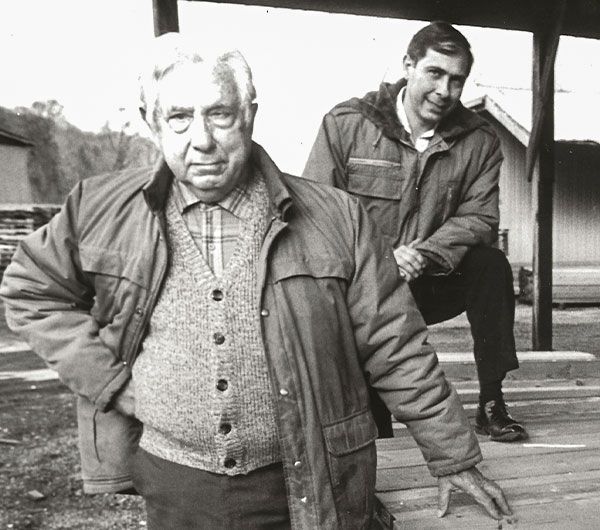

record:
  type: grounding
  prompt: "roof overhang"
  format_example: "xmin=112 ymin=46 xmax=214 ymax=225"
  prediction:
xmin=188 ymin=0 xmax=600 ymax=40
xmin=0 ymin=129 xmax=32 ymax=147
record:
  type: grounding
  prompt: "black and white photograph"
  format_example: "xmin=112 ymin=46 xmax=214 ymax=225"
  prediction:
xmin=1 ymin=1 xmax=600 ymax=528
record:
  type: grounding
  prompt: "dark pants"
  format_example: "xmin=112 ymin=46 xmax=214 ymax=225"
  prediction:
xmin=132 ymin=448 xmax=291 ymax=529
xmin=371 ymin=246 xmax=518 ymax=438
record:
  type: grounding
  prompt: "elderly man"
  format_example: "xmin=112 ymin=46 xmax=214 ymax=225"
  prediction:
xmin=303 ymin=21 xmax=527 ymax=444
xmin=1 ymin=34 xmax=511 ymax=528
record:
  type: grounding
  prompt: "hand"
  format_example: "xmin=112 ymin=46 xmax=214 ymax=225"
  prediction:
xmin=112 ymin=379 xmax=136 ymax=417
xmin=393 ymin=238 xmax=425 ymax=282
xmin=437 ymin=466 xmax=513 ymax=521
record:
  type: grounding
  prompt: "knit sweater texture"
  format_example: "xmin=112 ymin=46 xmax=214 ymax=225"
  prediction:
xmin=132 ymin=171 xmax=281 ymax=475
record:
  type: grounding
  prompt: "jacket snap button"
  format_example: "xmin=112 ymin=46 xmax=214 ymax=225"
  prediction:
xmin=213 ymin=332 xmax=225 ymax=345
xmin=300 ymin=496 xmax=307 ymax=504
xmin=260 ymin=308 xmax=269 ymax=317
xmin=224 ymin=458 xmax=236 ymax=469
xmin=135 ymin=307 xmax=143 ymax=316
xmin=279 ymin=388 xmax=289 ymax=396
xmin=294 ymin=460 xmax=301 ymax=468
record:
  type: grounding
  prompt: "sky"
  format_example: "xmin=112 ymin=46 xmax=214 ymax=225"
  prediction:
xmin=1 ymin=0 xmax=599 ymax=174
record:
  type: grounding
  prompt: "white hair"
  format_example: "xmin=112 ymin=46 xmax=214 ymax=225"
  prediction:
xmin=138 ymin=32 xmax=256 ymax=128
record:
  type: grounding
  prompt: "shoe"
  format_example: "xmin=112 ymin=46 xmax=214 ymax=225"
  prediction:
xmin=475 ymin=399 xmax=528 ymax=442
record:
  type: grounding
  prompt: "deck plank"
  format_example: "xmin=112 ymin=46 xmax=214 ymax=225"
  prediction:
xmin=377 ymin=470 xmax=600 ymax=528
xmin=375 ymin=400 xmax=600 ymax=528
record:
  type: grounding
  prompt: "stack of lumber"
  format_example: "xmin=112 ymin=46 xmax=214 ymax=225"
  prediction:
xmin=0 ymin=204 xmax=60 ymax=276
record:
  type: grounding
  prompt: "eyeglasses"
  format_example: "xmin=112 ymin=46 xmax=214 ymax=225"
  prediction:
xmin=164 ymin=108 xmax=238 ymax=134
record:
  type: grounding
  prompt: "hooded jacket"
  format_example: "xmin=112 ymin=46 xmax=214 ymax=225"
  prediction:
xmin=0 ymin=143 xmax=481 ymax=529
xmin=302 ymin=80 xmax=503 ymax=274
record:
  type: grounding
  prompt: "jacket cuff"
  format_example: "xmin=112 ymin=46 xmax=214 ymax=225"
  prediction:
xmin=427 ymin=453 xmax=483 ymax=478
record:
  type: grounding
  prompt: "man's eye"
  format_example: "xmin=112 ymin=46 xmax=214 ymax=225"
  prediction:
xmin=428 ymin=70 xmax=442 ymax=78
xmin=208 ymin=110 xmax=235 ymax=127
xmin=167 ymin=114 xmax=193 ymax=132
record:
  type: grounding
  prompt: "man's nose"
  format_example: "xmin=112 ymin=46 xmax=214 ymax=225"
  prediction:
xmin=190 ymin=118 xmax=216 ymax=151
xmin=435 ymin=77 xmax=451 ymax=99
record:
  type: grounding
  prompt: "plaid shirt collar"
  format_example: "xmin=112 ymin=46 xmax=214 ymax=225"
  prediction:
xmin=171 ymin=175 xmax=254 ymax=221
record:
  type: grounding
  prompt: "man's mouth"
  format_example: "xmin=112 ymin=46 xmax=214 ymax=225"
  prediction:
xmin=189 ymin=162 xmax=225 ymax=175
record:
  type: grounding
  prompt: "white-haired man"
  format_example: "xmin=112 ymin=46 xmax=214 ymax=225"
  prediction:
xmin=1 ymin=34 xmax=512 ymax=528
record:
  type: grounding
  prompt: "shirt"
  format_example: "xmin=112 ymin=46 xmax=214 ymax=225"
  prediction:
xmin=171 ymin=176 xmax=255 ymax=277
xmin=396 ymin=87 xmax=436 ymax=153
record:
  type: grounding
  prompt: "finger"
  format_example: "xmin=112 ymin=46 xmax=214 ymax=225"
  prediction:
xmin=398 ymin=267 xmax=417 ymax=282
xmin=481 ymin=480 xmax=512 ymax=516
xmin=395 ymin=250 xmax=424 ymax=273
xmin=437 ymin=479 xmax=452 ymax=518
xmin=468 ymin=486 xmax=502 ymax=520
xmin=408 ymin=238 xmax=422 ymax=249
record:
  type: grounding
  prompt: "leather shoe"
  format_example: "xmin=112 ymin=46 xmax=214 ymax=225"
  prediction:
xmin=475 ymin=399 xmax=528 ymax=442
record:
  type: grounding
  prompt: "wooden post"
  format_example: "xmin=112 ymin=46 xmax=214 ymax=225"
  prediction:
xmin=153 ymin=0 xmax=179 ymax=36
xmin=530 ymin=29 xmax=557 ymax=350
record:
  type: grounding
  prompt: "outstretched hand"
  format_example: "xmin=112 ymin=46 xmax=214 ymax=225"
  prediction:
xmin=437 ymin=466 xmax=513 ymax=521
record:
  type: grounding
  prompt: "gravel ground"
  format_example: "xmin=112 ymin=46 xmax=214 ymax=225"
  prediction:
xmin=1 ymin=299 xmax=599 ymax=528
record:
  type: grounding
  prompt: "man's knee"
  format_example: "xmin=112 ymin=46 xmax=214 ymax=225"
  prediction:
xmin=462 ymin=246 xmax=512 ymax=279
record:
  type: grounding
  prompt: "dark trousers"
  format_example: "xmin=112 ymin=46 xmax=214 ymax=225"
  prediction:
xmin=371 ymin=246 xmax=518 ymax=438
xmin=132 ymin=448 xmax=291 ymax=529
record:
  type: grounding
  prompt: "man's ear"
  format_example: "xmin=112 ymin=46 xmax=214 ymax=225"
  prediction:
xmin=403 ymin=54 xmax=414 ymax=76
xmin=246 ymin=102 xmax=258 ymax=135
xmin=139 ymin=107 xmax=161 ymax=147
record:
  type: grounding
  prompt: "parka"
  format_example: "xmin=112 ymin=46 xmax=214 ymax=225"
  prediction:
xmin=0 ymin=143 xmax=481 ymax=529
xmin=302 ymin=80 xmax=503 ymax=274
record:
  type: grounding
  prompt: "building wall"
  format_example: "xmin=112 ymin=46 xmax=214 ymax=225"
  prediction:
xmin=0 ymin=144 xmax=32 ymax=203
xmin=490 ymin=114 xmax=600 ymax=266
xmin=554 ymin=143 xmax=600 ymax=265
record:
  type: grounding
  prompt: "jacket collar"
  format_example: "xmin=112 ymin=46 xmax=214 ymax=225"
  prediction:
xmin=337 ymin=79 xmax=488 ymax=144
xmin=142 ymin=142 xmax=292 ymax=221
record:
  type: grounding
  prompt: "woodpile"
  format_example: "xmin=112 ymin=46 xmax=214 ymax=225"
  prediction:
xmin=0 ymin=205 xmax=61 ymax=276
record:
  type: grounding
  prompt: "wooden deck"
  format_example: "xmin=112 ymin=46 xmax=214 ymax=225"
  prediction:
xmin=374 ymin=354 xmax=600 ymax=528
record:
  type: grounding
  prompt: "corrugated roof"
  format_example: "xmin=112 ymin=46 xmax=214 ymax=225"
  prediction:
xmin=465 ymin=87 xmax=600 ymax=144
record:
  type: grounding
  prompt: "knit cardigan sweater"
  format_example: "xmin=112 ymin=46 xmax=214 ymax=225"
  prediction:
xmin=132 ymin=173 xmax=281 ymax=475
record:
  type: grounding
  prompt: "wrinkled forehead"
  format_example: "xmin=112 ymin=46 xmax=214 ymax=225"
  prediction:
xmin=157 ymin=61 xmax=240 ymax=110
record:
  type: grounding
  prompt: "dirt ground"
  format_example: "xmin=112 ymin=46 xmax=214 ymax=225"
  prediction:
xmin=1 ymin=301 xmax=599 ymax=529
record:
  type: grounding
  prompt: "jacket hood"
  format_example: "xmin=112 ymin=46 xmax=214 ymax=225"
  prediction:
xmin=334 ymin=79 xmax=490 ymax=143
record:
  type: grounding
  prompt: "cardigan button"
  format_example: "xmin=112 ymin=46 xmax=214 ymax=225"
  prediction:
xmin=216 ymin=379 xmax=228 ymax=391
xmin=212 ymin=289 xmax=224 ymax=301
xmin=213 ymin=332 xmax=225 ymax=345
xmin=219 ymin=423 xmax=232 ymax=435
xmin=224 ymin=458 xmax=236 ymax=469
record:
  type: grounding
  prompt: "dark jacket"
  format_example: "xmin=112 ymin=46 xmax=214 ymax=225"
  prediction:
xmin=302 ymin=80 xmax=503 ymax=274
xmin=0 ymin=143 xmax=481 ymax=529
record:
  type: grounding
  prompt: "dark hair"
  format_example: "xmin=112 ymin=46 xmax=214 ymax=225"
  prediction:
xmin=406 ymin=21 xmax=474 ymax=74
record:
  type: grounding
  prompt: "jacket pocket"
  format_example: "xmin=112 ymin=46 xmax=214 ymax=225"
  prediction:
xmin=346 ymin=158 xmax=404 ymax=200
xmin=323 ymin=409 xmax=378 ymax=528
xmin=270 ymin=255 xmax=350 ymax=284
xmin=346 ymin=158 xmax=404 ymax=241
